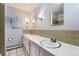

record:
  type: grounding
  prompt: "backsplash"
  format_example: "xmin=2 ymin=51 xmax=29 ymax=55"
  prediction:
xmin=23 ymin=30 xmax=79 ymax=47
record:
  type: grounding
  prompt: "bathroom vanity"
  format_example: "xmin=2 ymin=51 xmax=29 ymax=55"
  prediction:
xmin=22 ymin=34 xmax=53 ymax=56
xmin=22 ymin=34 xmax=79 ymax=56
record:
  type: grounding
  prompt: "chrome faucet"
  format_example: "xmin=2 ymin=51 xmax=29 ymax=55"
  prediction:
xmin=51 ymin=38 xmax=56 ymax=43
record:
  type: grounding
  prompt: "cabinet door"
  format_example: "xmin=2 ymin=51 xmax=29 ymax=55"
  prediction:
xmin=22 ymin=36 xmax=25 ymax=45
xmin=22 ymin=36 xmax=30 ymax=55
xmin=39 ymin=48 xmax=54 ymax=56
xmin=30 ymin=42 xmax=40 ymax=56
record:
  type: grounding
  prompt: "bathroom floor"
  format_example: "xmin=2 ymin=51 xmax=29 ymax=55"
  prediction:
xmin=5 ymin=47 xmax=28 ymax=56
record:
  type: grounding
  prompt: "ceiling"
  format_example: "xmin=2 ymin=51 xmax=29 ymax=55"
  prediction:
xmin=5 ymin=3 xmax=40 ymax=13
xmin=5 ymin=3 xmax=61 ymax=13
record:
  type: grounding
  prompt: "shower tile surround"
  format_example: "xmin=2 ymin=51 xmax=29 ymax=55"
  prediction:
xmin=0 ymin=3 xmax=5 ymax=55
xmin=23 ymin=30 xmax=79 ymax=47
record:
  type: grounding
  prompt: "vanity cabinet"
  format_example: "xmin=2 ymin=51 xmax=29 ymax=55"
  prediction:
xmin=22 ymin=35 xmax=54 ymax=56
xmin=22 ymin=36 xmax=39 ymax=56
xmin=30 ymin=42 xmax=54 ymax=56
xmin=39 ymin=47 xmax=54 ymax=56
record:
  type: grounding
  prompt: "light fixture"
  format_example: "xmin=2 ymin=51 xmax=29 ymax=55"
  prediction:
xmin=38 ymin=15 xmax=44 ymax=21
xmin=32 ymin=19 xmax=36 ymax=24
xmin=26 ymin=19 xmax=29 ymax=24
xmin=37 ymin=7 xmax=46 ymax=21
xmin=24 ymin=17 xmax=29 ymax=24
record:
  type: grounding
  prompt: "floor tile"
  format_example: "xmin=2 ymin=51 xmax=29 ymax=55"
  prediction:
xmin=5 ymin=47 xmax=26 ymax=56
xmin=9 ymin=53 xmax=17 ymax=56
xmin=9 ymin=49 xmax=16 ymax=54
xmin=5 ymin=51 xmax=10 ymax=56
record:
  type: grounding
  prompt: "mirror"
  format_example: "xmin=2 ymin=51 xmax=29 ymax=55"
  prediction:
xmin=50 ymin=4 xmax=64 ymax=26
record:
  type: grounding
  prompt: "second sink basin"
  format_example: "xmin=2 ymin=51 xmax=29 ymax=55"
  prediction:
xmin=40 ymin=40 xmax=61 ymax=49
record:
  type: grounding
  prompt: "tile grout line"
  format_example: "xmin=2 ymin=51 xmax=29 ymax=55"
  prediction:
xmin=15 ymin=48 xmax=17 ymax=56
xmin=8 ymin=50 xmax=10 ymax=56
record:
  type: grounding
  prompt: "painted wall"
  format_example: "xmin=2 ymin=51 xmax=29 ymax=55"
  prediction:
xmin=64 ymin=3 xmax=79 ymax=29
xmin=32 ymin=3 xmax=79 ymax=30
xmin=5 ymin=5 xmax=31 ymax=29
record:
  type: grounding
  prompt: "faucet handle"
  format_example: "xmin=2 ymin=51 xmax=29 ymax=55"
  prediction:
xmin=51 ymin=38 xmax=56 ymax=43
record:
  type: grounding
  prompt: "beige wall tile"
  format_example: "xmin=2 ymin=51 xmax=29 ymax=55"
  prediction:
xmin=23 ymin=30 xmax=79 ymax=47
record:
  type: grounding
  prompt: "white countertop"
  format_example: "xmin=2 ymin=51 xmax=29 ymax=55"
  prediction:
xmin=23 ymin=34 xmax=79 ymax=56
xmin=0 ymin=54 xmax=1 ymax=56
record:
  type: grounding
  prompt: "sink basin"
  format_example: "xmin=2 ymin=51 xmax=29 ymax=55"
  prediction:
xmin=40 ymin=40 xmax=61 ymax=49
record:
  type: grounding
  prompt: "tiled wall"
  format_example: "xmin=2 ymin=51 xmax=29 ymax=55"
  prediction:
xmin=0 ymin=3 xmax=5 ymax=55
xmin=23 ymin=30 xmax=79 ymax=47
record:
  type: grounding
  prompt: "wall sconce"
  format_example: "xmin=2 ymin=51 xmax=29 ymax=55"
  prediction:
xmin=38 ymin=14 xmax=45 ymax=21
xmin=24 ymin=17 xmax=29 ymax=24
xmin=31 ymin=18 xmax=36 ymax=28
xmin=24 ymin=17 xmax=30 ymax=29
xmin=32 ymin=19 xmax=36 ymax=24
xmin=39 ymin=17 xmax=43 ymax=21
xmin=26 ymin=19 xmax=29 ymax=24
